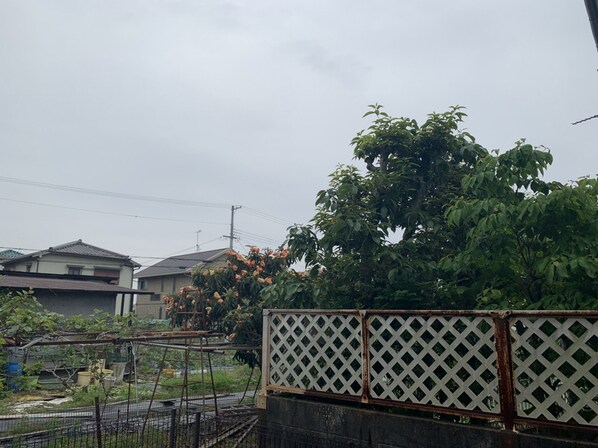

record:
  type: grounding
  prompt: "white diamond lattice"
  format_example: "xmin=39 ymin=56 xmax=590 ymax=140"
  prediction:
xmin=368 ymin=316 xmax=500 ymax=413
xmin=268 ymin=313 xmax=363 ymax=396
xmin=511 ymin=317 xmax=598 ymax=426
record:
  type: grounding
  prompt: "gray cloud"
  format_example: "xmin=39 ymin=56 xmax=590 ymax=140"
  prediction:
xmin=0 ymin=0 xmax=596 ymax=260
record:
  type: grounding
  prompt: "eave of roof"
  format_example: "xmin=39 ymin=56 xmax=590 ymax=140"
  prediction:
xmin=0 ymin=275 xmax=153 ymax=294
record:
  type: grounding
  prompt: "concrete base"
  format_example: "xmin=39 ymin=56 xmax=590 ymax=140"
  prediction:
xmin=260 ymin=395 xmax=598 ymax=448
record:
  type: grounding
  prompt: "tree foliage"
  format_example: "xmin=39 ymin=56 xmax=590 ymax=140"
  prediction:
xmin=0 ymin=290 xmax=62 ymax=345
xmin=164 ymin=248 xmax=290 ymax=367
xmin=281 ymin=106 xmax=598 ymax=310
xmin=442 ymin=141 xmax=598 ymax=309
xmin=287 ymin=105 xmax=487 ymax=309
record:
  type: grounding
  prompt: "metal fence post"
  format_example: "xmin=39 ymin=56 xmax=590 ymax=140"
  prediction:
xmin=94 ymin=396 xmax=103 ymax=448
xmin=193 ymin=411 xmax=201 ymax=448
xmin=360 ymin=310 xmax=370 ymax=404
xmin=169 ymin=407 xmax=177 ymax=448
xmin=493 ymin=315 xmax=516 ymax=432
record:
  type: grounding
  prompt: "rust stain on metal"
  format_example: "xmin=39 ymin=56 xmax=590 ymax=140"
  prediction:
xmin=13 ymin=331 xmax=216 ymax=347
xmin=360 ymin=310 xmax=370 ymax=404
xmin=494 ymin=317 xmax=516 ymax=432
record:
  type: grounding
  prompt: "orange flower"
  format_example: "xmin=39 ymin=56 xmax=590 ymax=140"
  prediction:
xmin=214 ymin=292 xmax=221 ymax=300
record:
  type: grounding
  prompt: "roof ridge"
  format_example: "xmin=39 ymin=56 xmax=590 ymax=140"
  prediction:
xmin=49 ymin=240 xmax=129 ymax=259
xmin=1 ymin=240 xmax=139 ymax=267
xmin=164 ymin=247 xmax=230 ymax=260
xmin=134 ymin=247 xmax=230 ymax=279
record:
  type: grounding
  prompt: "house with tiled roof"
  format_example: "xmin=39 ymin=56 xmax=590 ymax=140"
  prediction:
xmin=134 ymin=248 xmax=228 ymax=319
xmin=1 ymin=240 xmax=141 ymax=315
xmin=0 ymin=249 xmax=23 ymax=267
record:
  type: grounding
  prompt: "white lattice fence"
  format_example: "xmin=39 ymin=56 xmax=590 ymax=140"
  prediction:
xmin=511 ymin=317 xmax=598 ymax=426
xmin=368 ymin=315 xmax=500 ymax=413
xmin=267 ymin=313 xmax=363 ymax=396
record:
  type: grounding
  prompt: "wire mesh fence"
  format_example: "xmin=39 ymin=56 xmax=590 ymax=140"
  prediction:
xmin=0 ymin=405 xmax=262 ymax=448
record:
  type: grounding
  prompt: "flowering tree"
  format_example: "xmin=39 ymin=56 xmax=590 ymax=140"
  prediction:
xmin=164 ymin=248 xmax=290 ymax=367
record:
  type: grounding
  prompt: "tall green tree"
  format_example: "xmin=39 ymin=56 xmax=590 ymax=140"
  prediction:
xmin=287 ymin=105 xmax=487 ymax=309
xmin=443 ymin=141 xmax=598 ymax=309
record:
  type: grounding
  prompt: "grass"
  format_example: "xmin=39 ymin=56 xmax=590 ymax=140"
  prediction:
xmin=160 ymin=364 xmax=259 ymax=396
xmin=9 ymin=363 xmax=259 ymax=413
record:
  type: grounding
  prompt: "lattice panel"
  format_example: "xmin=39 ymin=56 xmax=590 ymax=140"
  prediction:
xmin=511 ymin=317 xmax=598 ymax=426
xmin=268 ymin=313 xmax=363 ymax=396
xmin=368 ymin=316 xmax=500 ymax=413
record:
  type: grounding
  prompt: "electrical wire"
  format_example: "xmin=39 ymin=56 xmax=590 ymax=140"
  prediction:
xmin=236 ymin=229 xmax=281 ymax=245
xmin=239 ymin=207 xmax=294 ymax=226
xmin=0 ymin=177 xmax=299 ymax=228
xmin=0 ymin=176 xmax=231 ymax=208
xmin=0 ymin=197 xmax=229 ymax=225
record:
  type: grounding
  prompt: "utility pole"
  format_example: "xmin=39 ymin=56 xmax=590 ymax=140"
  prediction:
xmin=223 ymin=205 xmax=241 ymax=250
xmin=195 ymin=229 xmax=202 ymax=252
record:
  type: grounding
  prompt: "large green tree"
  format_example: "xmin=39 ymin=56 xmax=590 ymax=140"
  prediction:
xmin=281 ymin=106 xmax=598 ymax=310
xmin=442 ymin=141 xmax=598 ymax=309
xmin=286 ymin=105 xmax=487 ymax=309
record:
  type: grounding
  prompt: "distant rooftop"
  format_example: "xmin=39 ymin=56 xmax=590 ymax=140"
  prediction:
xmin=135 ymin=248 xmax=229 ymax=279
xmin=0 ymin=271 xmax=150 ymax=294
xmin=1 ymin=240 xmax=140 ymax=267
xmin=0 ymin=249 xmax=23 ymax=260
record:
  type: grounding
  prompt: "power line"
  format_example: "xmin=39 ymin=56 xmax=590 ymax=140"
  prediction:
xmin=240 ymin=207 xmax=295 ymax=226
xmin=0 ymin=176 xmax=299 ymax=227
xmin=236 ymin=228 xmax=281 ymax=245
xmin=0 ymin=176 xmax=231 ymax=208
xmin=572 ymin=114 xmax=598 ymax=125
xmin=0 ymin=197 xmax=229 ymax=225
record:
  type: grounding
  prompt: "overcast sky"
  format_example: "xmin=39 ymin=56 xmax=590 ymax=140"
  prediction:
xmin=1 ymin=1 xmax=596 ymax=271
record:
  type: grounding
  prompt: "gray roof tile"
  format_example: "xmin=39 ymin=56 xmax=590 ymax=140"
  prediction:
xmin=135 ymin=248 xmax=229 ymax=279
xmin=2 ymin=240 xmax=140 ymax=267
